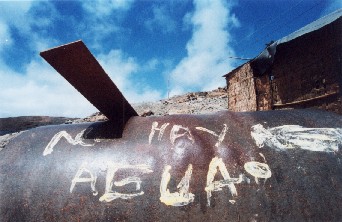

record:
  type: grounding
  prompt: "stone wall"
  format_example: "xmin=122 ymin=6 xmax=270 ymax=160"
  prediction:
xmin=226 ymin=63 xmax=257 ymax=112
xmin=255 ymin=74 xmax=272 ymax=110
xmin=225 ymin=17 xmax=341 ymax=114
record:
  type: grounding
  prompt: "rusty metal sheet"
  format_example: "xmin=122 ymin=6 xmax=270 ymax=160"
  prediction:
xmin=0 ymin=109 xmax=341 ymax=221
xmin=40 ymin=40 xmax=138 ymax=133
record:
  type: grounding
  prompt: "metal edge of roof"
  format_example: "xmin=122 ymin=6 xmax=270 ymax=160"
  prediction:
xmin=224 ymin=9 xmax=342 ymax=78
xmin=277 ymin=8 xmax=342 ymax=45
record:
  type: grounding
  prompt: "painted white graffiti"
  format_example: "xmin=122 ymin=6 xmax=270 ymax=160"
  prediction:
xmin=149 ymin=122 xmax=228 ymax=148
xmin=160 ymin=164 xmax=194 ymax=206
xmin=170 ymin=125 xmax=195 ymax=145
xmin=259 ymin=153 xmax=267 ymax=163
xmin=244 ymin=161 xmax=272 ymax=184
xmin=205 ymin=157 xmax=244 ymax=206
xmin=149 ymin=122 xmax=170 ymax=144
xmin=196 ymin=124 xmax=228 ymax=147
xmin=43 ymin=123 xmax=276 ymax=207
xmin=67 ymin=157 xmax=270 ymax=206
xmin=69 ymin=162 xmax=153 ymax=202
xmin=251 ymin=124 xmax=342 ymax=152
xmin=99 ymin=162 xmax=153 ymax=202
xmin=149 ymin=122 xmax=195 ymax=145
xmin=43 ymin=130 xmax=93 ymax=156
xmin=70 ymin=161 xmax=98 ymax=196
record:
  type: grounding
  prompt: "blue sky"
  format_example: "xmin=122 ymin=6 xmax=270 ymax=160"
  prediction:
xmin=0 ymin=0 xmax=341 ymax=118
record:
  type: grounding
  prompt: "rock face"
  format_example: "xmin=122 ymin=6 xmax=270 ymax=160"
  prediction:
xmin=70 ymin=87 xmax=228 ymax=122
xmin=134 ymin=87 xmax=228 ymax=116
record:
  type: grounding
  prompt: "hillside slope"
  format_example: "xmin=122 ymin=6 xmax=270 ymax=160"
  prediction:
xmin=74 ymin=87 xmax=228 ymax=123
xmin=0 ymin=88 xmax=228 ymax=149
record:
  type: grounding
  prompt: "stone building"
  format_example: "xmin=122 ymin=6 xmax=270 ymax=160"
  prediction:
xmin=224 ymin=9 xmax=342 ymax=114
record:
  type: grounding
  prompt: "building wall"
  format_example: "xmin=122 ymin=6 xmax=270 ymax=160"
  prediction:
xmin=268 ymin=17 xmax=342 ymax=114
xmin=255 ymin=75 xmax=272 ymax=110
xmin=226 ymin=63 xmax=257 ymax=112
xmin=226 ymin=17 xmax=341 ymax=114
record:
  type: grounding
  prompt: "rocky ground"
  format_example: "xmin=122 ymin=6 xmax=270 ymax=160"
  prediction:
xmin=0 ymin=87 xmax=228 ymax=149
xmin=70 ymin=87 xmax=228 ymax=123
xmin=0 ymin=116 xmax=77 ymax=135
xmin=0 ymin=116 xmax=77 ymax=150
xmin=134 ymin=87 xmax=227 ymax=116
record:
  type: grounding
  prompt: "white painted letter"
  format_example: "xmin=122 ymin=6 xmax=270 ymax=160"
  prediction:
xmin=149 ymin=122 xmax=170 ymax=144
xmin=170 ymin=125 xmax=194 ymax=145
xmin=43 ymin=129 xmax=93 ymax=156
xmin=244 ymin=161 xmax=272 ymax=184
xmin=70 ymin=162 xmax=98 ymax=196
xmin=196 ymin=124 xmax=228 ymax=147
xmin=205 ymin=157 xmax=243 ymax=206
xmin=160 ymin=164 xmax=195 ymax=206
xmin=99 ymin=162 xmax=153 ymax=202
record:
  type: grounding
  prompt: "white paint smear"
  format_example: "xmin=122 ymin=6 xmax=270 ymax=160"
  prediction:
xmin=43 ymin=129 xmax=93 ymax=156
xmin=70 ymin=161 xmax=98 ymax=196
xmin=251 ymin=124 xmax=342 ymax=152
xmin=148 ymin=122 xmax=170 ymax=144
xmin=229 ymin=200 xmax=236 ymax=204
xmin=205 ymin=157 xmax=243 ymax=206
xmin=99 ymin=162 xmax=153 ymax=202
xmin=244 ymin=161 xmax=272 ymax=184
xmin=160 ymin=164 xmax=195 ymax=206
xmin=170 ymin=125 xmax=194 ymax=145
xmin=195 ymin=124 xmax=228 ymax=147
xmin=259 ymin=153 xmax=267 ymax=163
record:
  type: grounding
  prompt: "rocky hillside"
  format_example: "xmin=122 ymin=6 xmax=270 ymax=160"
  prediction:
xmin=0 ymin=116 xmax=77 ymax=136
xmin=0 ymin=116 xmax=77 ymax=150
xmin=73 ymin=87 xmax=228 ymax=123
xmin=135 ymin=87 xmax=227 ymax=116
xmin=0 ymin=87 xmax=228 ymax=149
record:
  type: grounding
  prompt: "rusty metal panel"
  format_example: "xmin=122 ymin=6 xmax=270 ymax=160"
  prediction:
xmin=40 ymin=41 xmax=138 ymax=132
xmin=0 ymin=109 xmax=341 ymax=221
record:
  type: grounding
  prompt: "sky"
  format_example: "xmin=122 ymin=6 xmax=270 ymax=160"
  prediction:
xmin=0 ymin=0 xmax=341 ymax=118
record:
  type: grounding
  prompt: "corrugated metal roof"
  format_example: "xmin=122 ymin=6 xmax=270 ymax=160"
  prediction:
xmin=278 ymin=8 xmax=342 ymax=44
xmin=224 ymin=9 xmax=342 ymax=78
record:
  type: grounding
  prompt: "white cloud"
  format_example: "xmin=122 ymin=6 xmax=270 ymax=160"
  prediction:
xmin=0 ymin=1 xmax=32 ymax=28
xmin=0 ymin=1 xmax=32 ymax=51
xmin=230 ymin=13 xmax=240 ymax=28
xmin=0 ymin=1 xmax=96 ymax=117
xmin=140 ymin=58 xmax=161 ymax=73
xmin=0 ymin=1 xmax=59 ymax=52
xmin=0 ymin=60 xmax=97 ymax=118
xmin=0 ymin=22 xmax=12 ymax=51
xmin=82 ymin=0 xmax=134 ymax=16
xmin=145 ymin=58 xmax=159 ymax=71
xmin=168 ymin=0 xmax=239 ymax=96
xmin=0 ymin=47 xmax=162 ymax=118
xmin=0 ymin=0 xmax=163 ymax=118
xmin=80 ymin=0 xmax=135 ymax=50
xmin=98 ymin=49 xmax=138 ymax=91
xmin=0 ymin=1 xmax=77 ymax=117
xmin=145 ymin=5 xmax=177 ymax=34
xmin=97 ymin=50 xmax=162 ymax=104
xmin=182 ymin=12 xmax=193 ymax=31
